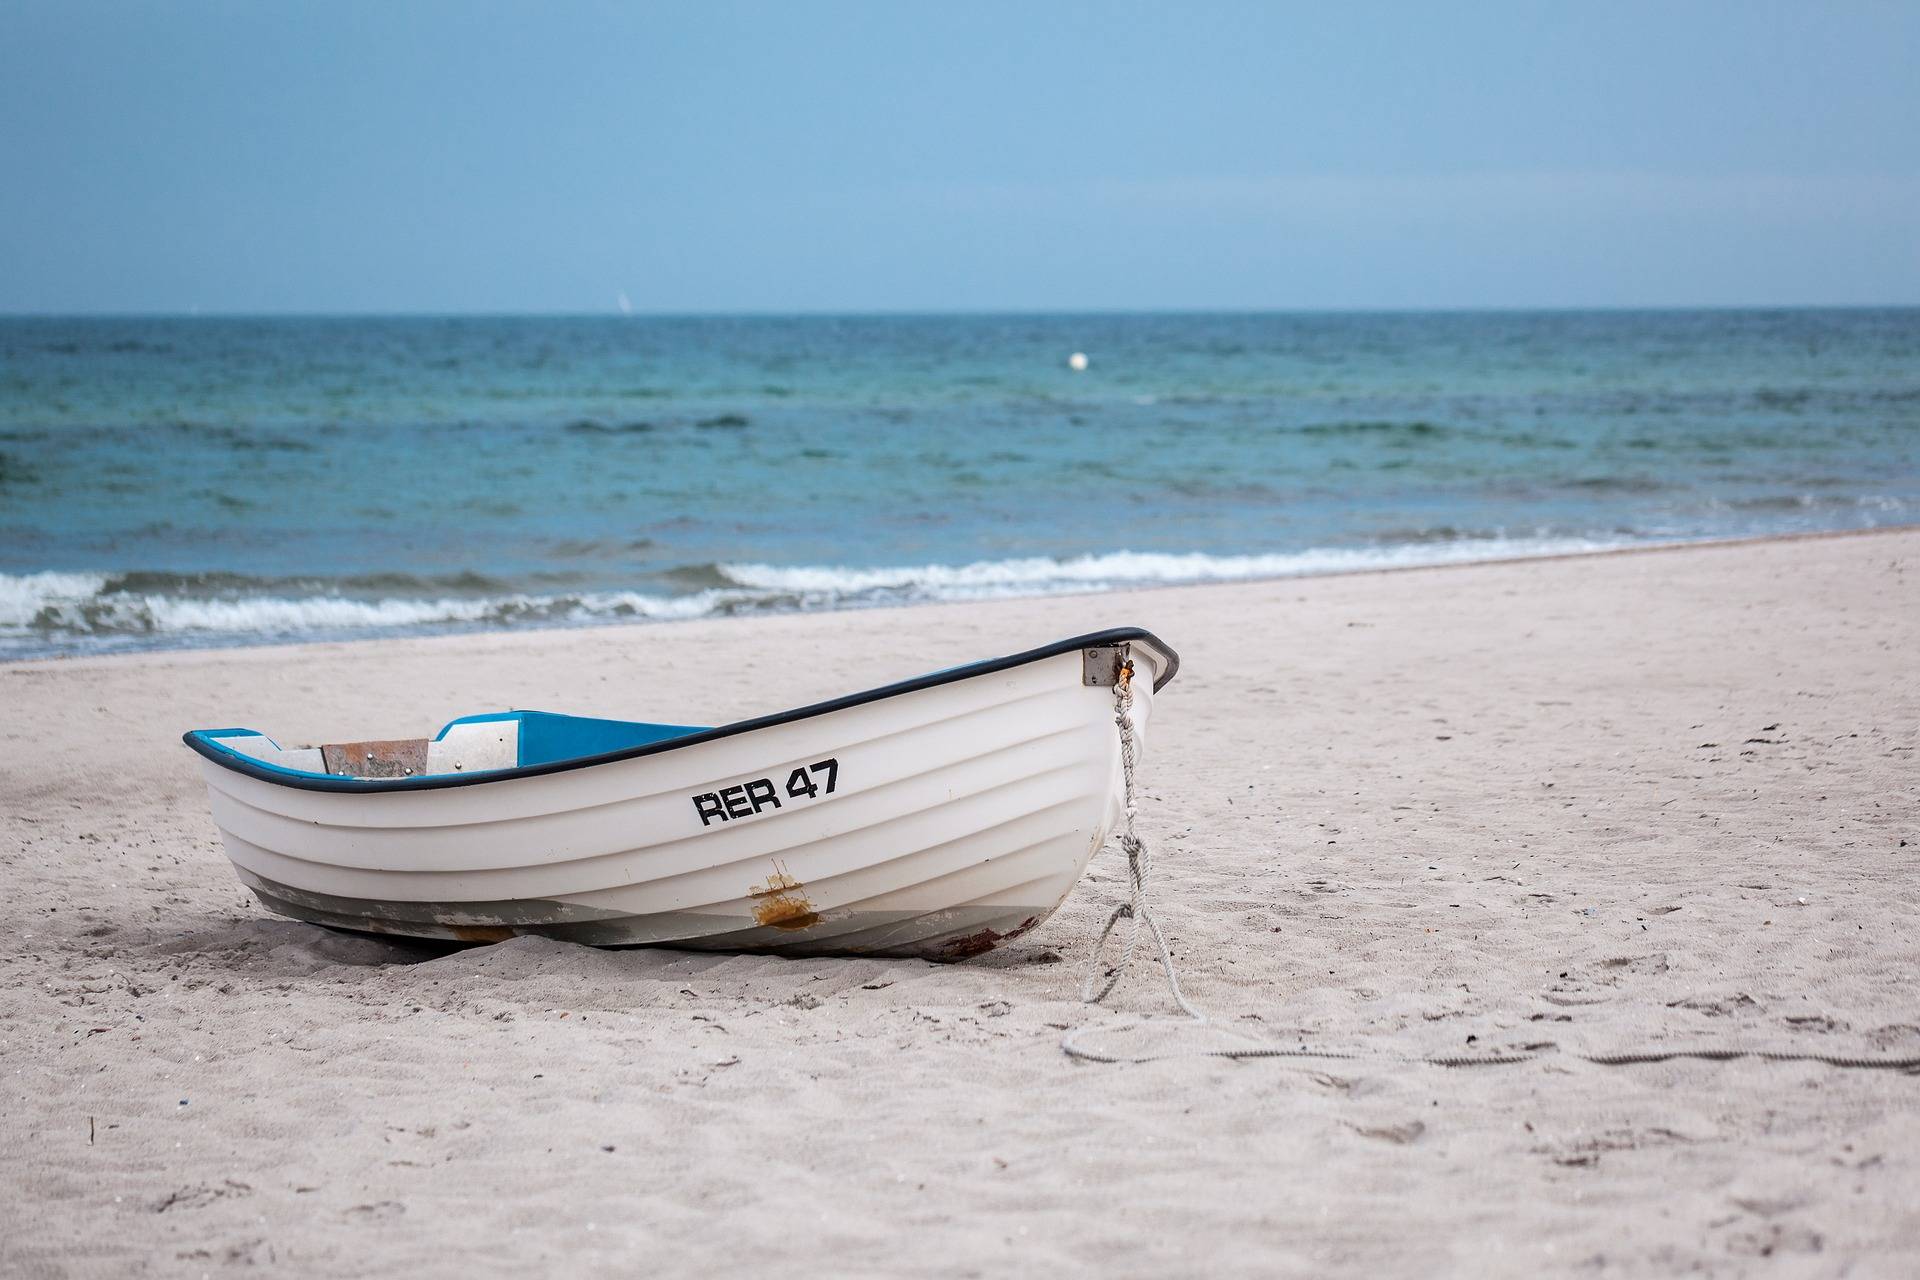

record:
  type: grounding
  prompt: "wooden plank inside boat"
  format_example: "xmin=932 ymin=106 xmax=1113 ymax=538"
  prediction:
xmin=321 ymin=738 xmax=430 ymax=779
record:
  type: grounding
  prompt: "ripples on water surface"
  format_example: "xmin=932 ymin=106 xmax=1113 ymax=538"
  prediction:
xmin=2 ymin=310 xmax=1915 ymax=657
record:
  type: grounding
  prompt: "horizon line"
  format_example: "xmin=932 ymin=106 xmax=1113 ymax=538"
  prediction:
xmin=4 ymin=301 xmax=1920 ymax=321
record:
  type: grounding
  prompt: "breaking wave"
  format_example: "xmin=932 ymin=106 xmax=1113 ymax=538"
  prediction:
xmin=1 ymin=535 xmax=1626 ymax=658
xmin=711 ymin=538 xmax=1622 ymax=596
xmin=0 ymin=570 xmax=754 ymax=654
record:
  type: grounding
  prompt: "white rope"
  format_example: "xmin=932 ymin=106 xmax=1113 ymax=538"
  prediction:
xmin=1076 ymin=661 xmax=1204 ymax=1021
xmin=1067 ymin=660 xmax=1229 ymax=1057
xmin=1062 ymin=664 xmax=1920 ymax=1073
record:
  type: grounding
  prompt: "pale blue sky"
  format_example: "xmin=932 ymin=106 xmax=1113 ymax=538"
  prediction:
xmin=2 ymin=2 xmax=1916 ymax=313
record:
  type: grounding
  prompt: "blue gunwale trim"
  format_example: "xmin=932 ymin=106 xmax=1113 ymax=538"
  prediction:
xmin=432 ymin=711 xmax=521 ymax=740
xmin=189 ymin=728 xmax=328 ymax=783
xmin=181 ymin=626 xmax=1179 ymax=795
xmin=193 ymin=712 xmax=713 ymax=783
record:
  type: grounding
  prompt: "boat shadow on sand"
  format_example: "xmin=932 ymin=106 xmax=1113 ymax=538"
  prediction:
xmin=125 ymin=915 xmax=1072 ymax=987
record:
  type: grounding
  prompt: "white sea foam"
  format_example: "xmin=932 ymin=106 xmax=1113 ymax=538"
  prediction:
xmin=0 ymin=536 xmax=1630 ymax=655
xmin=717 ymin=537 xmax=1624 ymax=597
xmin=0 ymin=571 xmax=111 ymax=627
xmin=0 ymin=574 xmax=751 ymax=645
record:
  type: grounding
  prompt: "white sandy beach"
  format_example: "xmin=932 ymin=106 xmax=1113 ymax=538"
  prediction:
xmin=4 ymin=529 xmax=1917 ymax=1276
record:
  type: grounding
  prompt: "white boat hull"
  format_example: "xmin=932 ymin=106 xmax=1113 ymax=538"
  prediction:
xmin=188 ymin=632 xmax=1174 ymax=960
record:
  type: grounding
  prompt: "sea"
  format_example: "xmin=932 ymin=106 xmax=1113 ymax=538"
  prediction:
xmin=2 ymin=309 xmax=1916 ymax=661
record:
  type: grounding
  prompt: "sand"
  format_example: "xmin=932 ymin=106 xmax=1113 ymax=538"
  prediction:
xmin=4 ymin=530 xmax=1918 ymax=1276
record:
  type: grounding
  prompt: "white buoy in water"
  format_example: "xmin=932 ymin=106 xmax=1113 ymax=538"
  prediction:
xmin=1068 ymin=351 xmax=1089 ymax=372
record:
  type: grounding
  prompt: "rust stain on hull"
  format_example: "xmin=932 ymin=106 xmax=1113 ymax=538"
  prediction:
xmin=935 ymin=914 xmax=1040 ymax=961
xmin=447 ymin=924 xmax=517 ymax=943
xmin=750 ymin=894 xmax=821 ymax=931
xmin=748 ymin=861 xmax=821 ymax=931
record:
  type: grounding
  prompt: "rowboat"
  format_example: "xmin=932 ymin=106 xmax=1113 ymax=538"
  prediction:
xmin=182 ymin=628 xmax=1178 ymax=959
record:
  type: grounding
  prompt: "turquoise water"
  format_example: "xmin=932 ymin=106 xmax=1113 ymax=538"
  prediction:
xmin=2 ymin=309 xmax=1916 ymax=659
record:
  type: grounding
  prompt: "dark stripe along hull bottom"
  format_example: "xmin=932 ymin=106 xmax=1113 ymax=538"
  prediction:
xmin=243 ymin=872 xmax=1049 ymax=961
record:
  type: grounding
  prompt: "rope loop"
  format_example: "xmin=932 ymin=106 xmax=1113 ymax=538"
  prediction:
xmin=1073 ymin=671 xmax=1209 ymax=1031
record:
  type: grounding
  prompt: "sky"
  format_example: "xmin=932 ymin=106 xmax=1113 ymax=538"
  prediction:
xmin=1 ymin=2 xmax=1916 ymax=314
